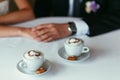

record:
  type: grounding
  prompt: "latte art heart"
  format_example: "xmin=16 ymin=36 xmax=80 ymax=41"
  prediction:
xmin=66 ymin=37 xmax=83 ymax=46
xmin=24 ymin=50 xmax=42 ymax=59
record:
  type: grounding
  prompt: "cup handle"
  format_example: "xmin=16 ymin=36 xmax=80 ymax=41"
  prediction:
xmin=19 ymin=60 xmax=27 ymax=69
xmin=82 ymin=47 xmax=90 ymax=53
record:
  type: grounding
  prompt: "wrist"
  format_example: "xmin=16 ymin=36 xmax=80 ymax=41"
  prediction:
xmin=9 ymin=27 xmax=25 ymax=37
xmin=17 ymin=27 xmax=27 ymax=37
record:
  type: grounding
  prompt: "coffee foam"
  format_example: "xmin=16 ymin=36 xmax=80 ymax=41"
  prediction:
xmin=24 ymin=50 xmax=42 ymax=59
xmin=66 ymin=38 xmax=83 ymax=46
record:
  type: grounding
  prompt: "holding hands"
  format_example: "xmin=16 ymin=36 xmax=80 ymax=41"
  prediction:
xmin=31 ymin=23 xmax=71 ymax=42
xmin=0 ymin=23 xmax=71 ymax=42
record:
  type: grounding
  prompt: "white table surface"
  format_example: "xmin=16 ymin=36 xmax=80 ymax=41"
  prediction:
xmin=0 ymin=17 xmax=120 ymax=80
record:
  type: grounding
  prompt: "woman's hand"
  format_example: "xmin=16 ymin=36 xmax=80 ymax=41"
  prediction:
xmin=19 ymin=27 xmax=37 ymax=39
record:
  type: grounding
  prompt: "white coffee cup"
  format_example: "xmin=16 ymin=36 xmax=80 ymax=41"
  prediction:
xmin=20 ymin=50 xmax=44 ymax=72
xmin=64 ymin=37 xmax=89 ymax=56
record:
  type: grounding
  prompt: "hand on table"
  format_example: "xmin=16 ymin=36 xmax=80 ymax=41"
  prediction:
xmin=0 ymin=26 xmax=36 ymax=39
xmin=19 ymin=27 xmax=37 ymax=39
xmin=32 ymin=23 xmax=72 ymax=42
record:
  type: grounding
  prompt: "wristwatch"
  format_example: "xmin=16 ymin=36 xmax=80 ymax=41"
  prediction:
xmin=68 ymin=22 xmax=77 ymax=35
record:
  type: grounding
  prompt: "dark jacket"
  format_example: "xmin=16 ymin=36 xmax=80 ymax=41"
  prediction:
xmin=34 ymin=0 xmax=120 ymax=36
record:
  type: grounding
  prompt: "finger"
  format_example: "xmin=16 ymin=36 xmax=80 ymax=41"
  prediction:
xmin=39 ymin=32 xmax=53 ymax=41
xmin=42 ymin=33 xmax=58 ymax=42
xmin=34 ymin=32 xmax=53 ymax=41
xmin=35 ymin=36 xmax=53 ymax=42
xmin=35 ymin=28 xmax=49 ymax=36
xmin=32 ymin=25 xmax=46 ymax=31
xmin=43 ymin=37 xmax=54 ymax=42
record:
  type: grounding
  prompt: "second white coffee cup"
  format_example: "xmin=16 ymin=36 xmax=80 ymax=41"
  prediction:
xmin=64 ymin=37 xmax=89 ymax=56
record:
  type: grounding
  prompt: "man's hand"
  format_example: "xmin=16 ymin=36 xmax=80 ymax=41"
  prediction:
xmin=32 ymin=23 xmax=72 ymax=42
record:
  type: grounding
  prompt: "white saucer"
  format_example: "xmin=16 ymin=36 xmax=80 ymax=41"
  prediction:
xmin=58 ymin=47 xmax=90 ymax=62
xmin=17 ymin=59 xmax=51 ymax=76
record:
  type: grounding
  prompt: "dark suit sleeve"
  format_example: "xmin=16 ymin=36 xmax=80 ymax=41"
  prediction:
xmin=82 ymin=0 xmax=120 ymax=36
xmin=34 ymin=0 xmax=52 ymax=18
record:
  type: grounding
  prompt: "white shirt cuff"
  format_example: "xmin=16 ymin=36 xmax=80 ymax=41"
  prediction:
xmin=73 ymin=19 xmax=89 ymax=35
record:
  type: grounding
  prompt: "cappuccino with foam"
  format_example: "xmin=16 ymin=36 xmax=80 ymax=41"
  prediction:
xmin=22 ymin=50 xmax=44 ymax=72
xmin=64 ymin=37 xmax=89 ymax=56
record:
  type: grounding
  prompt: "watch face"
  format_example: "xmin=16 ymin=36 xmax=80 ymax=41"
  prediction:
xmin=68 ymin=22 xmax=77 ymax=35
xmin=68 ymin=27 xmax=72 ymax=32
